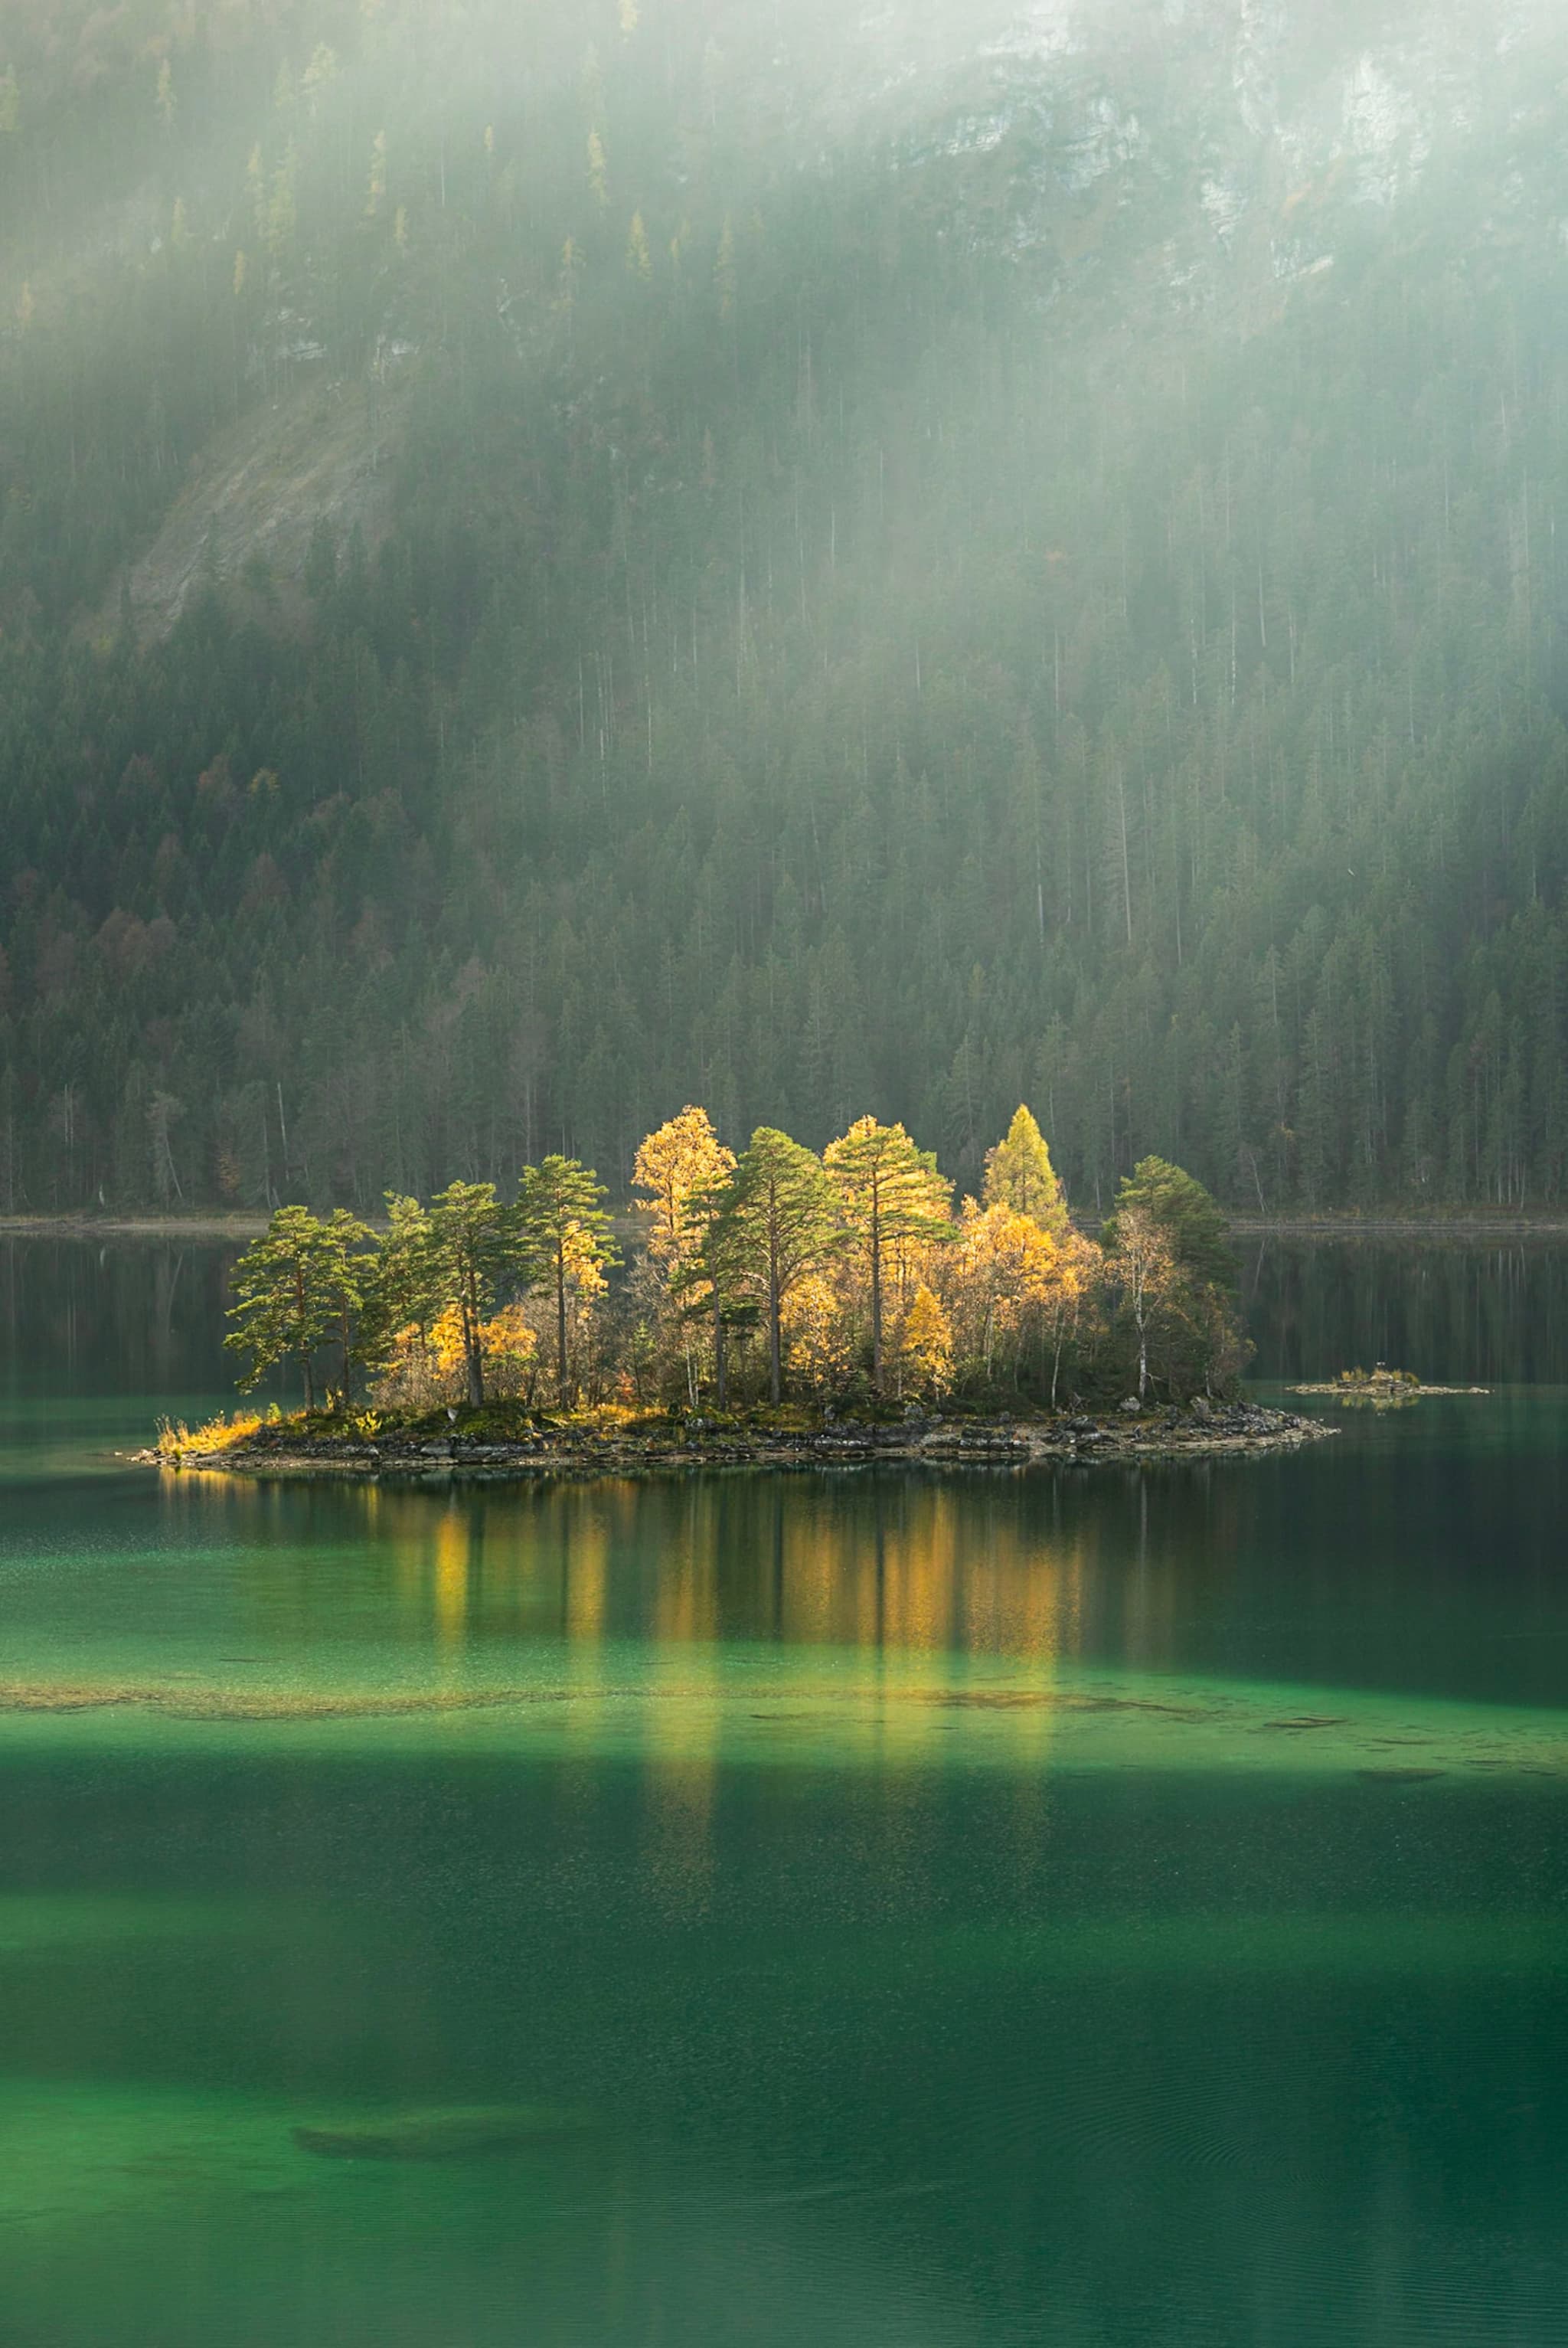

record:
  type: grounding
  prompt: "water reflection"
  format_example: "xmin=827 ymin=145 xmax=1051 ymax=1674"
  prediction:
xmin=209 ymin=1475 xmax=1116 ymax=1672
xmin=432 ymin=1509 xmax=469 ymax=1655
xmin=0 ymin=1237 xmax=242 ymax=1403
xmin=1243 ymin=1236 xmax=1568 ymax=1384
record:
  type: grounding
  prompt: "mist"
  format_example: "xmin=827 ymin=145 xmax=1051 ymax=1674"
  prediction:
xmin=2 ymin=0 xmax=1566 ymax=1215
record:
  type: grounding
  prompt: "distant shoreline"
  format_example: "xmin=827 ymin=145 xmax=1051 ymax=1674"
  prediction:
xmin=0 ymin=1215 xmax=272 ymax=1239
xmin=1228 ymin=1217 xmax=1568 ymax=1239
xmin=6 ymin=1212 xmax=1568 ymax=1244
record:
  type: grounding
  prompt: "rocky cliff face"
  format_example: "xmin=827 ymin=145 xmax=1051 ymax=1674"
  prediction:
xmin=874 ymin=0 xmax=1565 ymax=314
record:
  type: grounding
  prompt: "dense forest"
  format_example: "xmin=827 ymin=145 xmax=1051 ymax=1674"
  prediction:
xmin=3 ymin=0 xmax=1568 ymax=1215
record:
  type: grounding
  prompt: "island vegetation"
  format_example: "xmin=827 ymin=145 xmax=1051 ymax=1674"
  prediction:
xmin=153 ymin=1105 xmax=1330 ymax=1475
xmin=215 ymin=1107 xmax=1240 ymax=1416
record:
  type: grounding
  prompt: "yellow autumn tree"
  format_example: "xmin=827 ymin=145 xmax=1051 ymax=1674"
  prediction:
xmin=634 ymin=1107 xmax=735 ymax=1267
xmin=783 ymin=1273 xmax=854 ymax=1395
xmin=376 ymin=1303 xmax=539 ymax=1410
xmin=944 ymin=1199 xmax=1062 ymax=1386
xmin=632 ymin=1107 xmax=735 ymax=1405
xmin=480 ymin=1303 xmax=540 ymax=1400
xmin=890 ymin=1283 xmax=953 ymax=1401
xmin=1042 ymin=1225 xmax=1106 ymax=1408
xmin=984 ymin=1105 xmax=1069 ymax=1238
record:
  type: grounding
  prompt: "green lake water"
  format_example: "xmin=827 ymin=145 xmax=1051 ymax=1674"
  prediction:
xmin=2 ymin=1238 xmax=1568 ymax=2345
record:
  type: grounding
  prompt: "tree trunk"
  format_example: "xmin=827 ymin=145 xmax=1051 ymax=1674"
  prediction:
xmin=556 ymin=1243 xmax=569 ymax=1405
xmin=294 ymin=1261 xmax=312 ymax=1410
xmin=768 ymin=1248 xmax=782 ymax=1403
xmin=714 ymin=1287 xmax=727 ymax=1408
xmin=869 ymin=1184 xmax=883 ymax=1391
xmin=462 ymin=1281 xmax=485 ymax=1407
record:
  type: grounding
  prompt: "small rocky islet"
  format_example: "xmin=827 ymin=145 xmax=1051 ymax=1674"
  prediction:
xmin=1288 ymin=1367 xmax=1491 ymax=1407
xmin=145 ymin=1397 xmax=1334 ymax=1485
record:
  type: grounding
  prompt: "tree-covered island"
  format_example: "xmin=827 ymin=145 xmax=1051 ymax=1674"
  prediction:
xmin=156 ymin=1106 xmax=1328 ymax=1477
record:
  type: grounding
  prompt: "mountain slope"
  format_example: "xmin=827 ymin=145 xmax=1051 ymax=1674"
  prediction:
xmin=2 ymin=0 xmax=1568 ymax=1212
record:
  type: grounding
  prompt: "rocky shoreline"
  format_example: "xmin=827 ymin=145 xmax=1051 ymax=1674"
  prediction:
xmin=147 ymin=1401 xmax=1335 ymax=1486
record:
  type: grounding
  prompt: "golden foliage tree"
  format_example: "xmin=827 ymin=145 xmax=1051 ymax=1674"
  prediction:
xmin=984 ymin=1105 xmax=1069 ymax=1239
xmin=1043 ymin=1225 xmax=1105 ymax=1408
xmin=783 ymin=1273 xmax=853 ymax=1395
xmin=635 ymin=1106 xmax=734 ymax=1265
xmin=945 ymin=1199 xmax=1062 ymax=1386
xmin=892 ymin=1282 xmax=953 ymax=1401
xmin=633 ymin=1106 xmax=736 ymax=1403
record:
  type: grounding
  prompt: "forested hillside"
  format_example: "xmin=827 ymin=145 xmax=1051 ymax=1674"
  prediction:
xmin=4 ymin=0 xmax=1568 ymax=1214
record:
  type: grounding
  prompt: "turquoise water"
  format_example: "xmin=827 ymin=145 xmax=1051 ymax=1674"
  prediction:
xmin=2 ymin=1241 xmax=1568 ymax=2343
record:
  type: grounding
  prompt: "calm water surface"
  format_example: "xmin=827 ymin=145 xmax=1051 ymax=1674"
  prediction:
xmin=2 ymin=1238 xmax=1567 ymax=2346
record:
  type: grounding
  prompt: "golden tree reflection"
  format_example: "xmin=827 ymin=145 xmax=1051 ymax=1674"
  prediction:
xmin=432 ymin=1507 xmax=470 ymax=1654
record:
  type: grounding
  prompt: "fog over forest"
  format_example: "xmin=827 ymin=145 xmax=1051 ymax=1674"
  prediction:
xmin=3 ymin=0 xmax=1568 ymax=1215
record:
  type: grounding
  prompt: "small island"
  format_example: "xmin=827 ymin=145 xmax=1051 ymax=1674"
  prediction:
xmin=1288 ymin=1367 xmax=1491 ymax=1408
xmin=147 ymin=1107 xmax=1334 ymax=1485
xmin=149 ymin=1395 xmax=1331 ymax=1483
